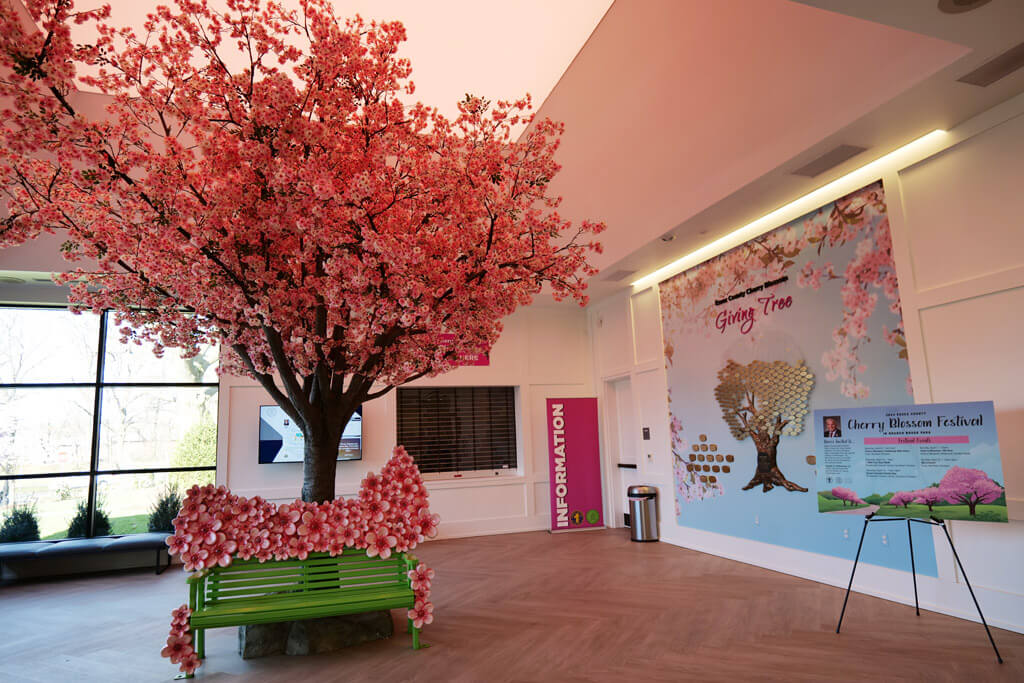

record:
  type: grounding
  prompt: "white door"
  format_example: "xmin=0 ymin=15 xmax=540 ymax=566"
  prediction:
xmin=604 ymin=376 xmax=637 ymax=527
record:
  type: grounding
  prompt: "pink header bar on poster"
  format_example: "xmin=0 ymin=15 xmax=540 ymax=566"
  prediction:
xmin=864 ymin=435 xmax=969 ymax=445
xmin=547 ymin=398 xmax=603 ymax=531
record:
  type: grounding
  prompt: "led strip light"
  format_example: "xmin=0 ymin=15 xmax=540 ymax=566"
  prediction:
xmin=630 ymin=129 xmax=948 ymax=290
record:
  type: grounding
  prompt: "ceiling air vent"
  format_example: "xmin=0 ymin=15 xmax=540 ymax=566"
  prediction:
xmin=791 ymin=145 xmax=866 ymax=178
xmin=937 ymin=0 xmax=992 ymax=14
xmin=957 ymin=41 xmax=1024 ymax=87
xmin=601 ymin=269 xmax=636 ymax=282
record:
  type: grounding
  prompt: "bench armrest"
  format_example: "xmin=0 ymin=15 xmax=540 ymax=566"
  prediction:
xmin=185 ymin=569 xmax=208 ymax=585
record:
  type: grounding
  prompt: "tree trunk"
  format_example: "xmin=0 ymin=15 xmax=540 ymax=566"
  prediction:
xmin=301 ymin=432 xmax=341 ymax=503
xmin=741 ymin=435 xmax=807 ymax=493
xmin=968 ymin=501 xmax=977 ymax=516
xmin=298 ymin=399 xmax=362 ymax=503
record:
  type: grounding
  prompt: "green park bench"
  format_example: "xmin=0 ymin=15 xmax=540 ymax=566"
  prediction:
xmin=183 ymin=548 xmax=424 ymax=676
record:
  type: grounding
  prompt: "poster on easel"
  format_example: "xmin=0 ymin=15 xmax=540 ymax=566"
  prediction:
xmin=546 ymin=398 xmax=604 ymax=532
xmin=815 ymin=400 xmax=1007 ymax=522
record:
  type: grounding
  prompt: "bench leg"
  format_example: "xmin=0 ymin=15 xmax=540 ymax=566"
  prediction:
xmin=155 ymin=548 xmax=171 ymax=575
xmin=411 ymin=624 xmax=420 ymax=650
xmin=195 ymin=628 xmax=205 ymax=659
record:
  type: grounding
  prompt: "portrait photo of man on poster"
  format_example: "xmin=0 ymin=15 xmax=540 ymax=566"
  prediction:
xmin=823 ymin=416 xmax=842 ymax=438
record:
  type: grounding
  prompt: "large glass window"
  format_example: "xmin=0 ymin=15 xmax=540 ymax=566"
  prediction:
xmin=0 ymin=306 xmax=218 ymax=542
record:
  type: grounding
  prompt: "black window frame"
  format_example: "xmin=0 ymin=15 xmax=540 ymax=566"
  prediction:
xmin=396 ymin=385 xmax=519 ymax=479
xmin=0 ymin=303 xmax=218 ymax=539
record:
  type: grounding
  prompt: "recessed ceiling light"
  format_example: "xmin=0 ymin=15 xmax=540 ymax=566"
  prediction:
xmin=660 ymin=234 xmax=676 ymax=242
xmin=937 ymin=0 xmax=992 ymax=14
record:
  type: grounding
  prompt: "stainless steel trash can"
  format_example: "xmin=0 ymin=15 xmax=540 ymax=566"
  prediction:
xmin=627 ymin=485 xmax=658 ymax=542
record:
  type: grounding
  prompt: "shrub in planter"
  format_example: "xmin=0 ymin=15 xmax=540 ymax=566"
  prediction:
xmin=0 ymin=505 xmax=40 ymax=542
xmin=68 ymin=501 xmax=112 ymax=538
xmin=148 ymin=488 xmax=183 ymax=533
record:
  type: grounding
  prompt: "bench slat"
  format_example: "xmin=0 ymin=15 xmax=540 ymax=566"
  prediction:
xmin=209 ymin=575 xmax=404 ymax=600
xmin=208 ymin=562 xmax=402 ymax=587
xmin=191 ymin=594 xmax=414 ymax=630
xmin=222 ymin=551 xmax=398 ymax=570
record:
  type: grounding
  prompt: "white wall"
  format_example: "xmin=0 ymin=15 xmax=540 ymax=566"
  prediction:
xmin=218 ymin=304 xmax=595 ymax=540
xmin=589 ymin=94 xmax=1024 ymax=634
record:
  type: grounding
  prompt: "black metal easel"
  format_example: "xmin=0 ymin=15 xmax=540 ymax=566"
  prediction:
xmin=835 ymin=513 xmax=1003 ymax=664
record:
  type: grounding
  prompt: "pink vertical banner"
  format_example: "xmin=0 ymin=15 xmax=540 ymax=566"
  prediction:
xmin=547 ymin=398 xmax=604 ymax=531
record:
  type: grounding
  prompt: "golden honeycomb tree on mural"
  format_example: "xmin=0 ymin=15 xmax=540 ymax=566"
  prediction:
xmin=714 ymin=360 xmax=814 ymax=493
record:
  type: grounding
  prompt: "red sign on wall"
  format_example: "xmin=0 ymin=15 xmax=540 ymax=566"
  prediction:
xmin=439 ymin=333 xmax=489 ymax=366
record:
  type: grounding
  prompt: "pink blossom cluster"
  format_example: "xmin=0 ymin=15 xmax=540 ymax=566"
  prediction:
xmin=667 ymin=390 xmax=722 ymax=507
xmin=165 ymin=448 xmax=439 ymax=569
xmin=0 ymin=0 xmax=604 ymax=398
xmin=937 ymin=466 xmax=1003 ymax=514
xmin=888 ymin=467 xmax=1003 ymax=516
xmin=408 ymin=563 xmax=435 ymax=628
xmin=161 ymin=446 xmax=438 ymax=673
xmin=161 ymin=605 xmax=200 ymax=675
xmin=888 ymin=491 xmax=915 ymax=508
xmin=831 ymin=486 xmax=866 ymax=506
xmin=672 ymin=456 xmax=723 ymax=509
xmin=910 ymin=487 xmax=944 ymax=511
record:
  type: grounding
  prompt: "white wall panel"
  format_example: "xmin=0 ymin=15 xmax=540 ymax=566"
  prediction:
xmin=630 ymin=287 xmax=661 ymax=365
xmin=919 ymin=286 xmax=1024 ymax=519
xmin=429 ymin=481 xmax=527 ymax=523
xmin=900 ymin=113 xmax=1024 ymax=292
xmin=592 ymin=295 xmax=633 ymax=377
xmin=527 ymin=307 xmax=588 ymax=383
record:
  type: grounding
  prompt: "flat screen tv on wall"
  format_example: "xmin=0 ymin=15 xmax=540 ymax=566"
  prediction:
xmin=258 ymin=405 xmax=362 ymax=463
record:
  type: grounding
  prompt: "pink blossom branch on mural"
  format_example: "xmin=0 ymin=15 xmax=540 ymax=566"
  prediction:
xmin=659 ymin=183 xmax=907 ymax=399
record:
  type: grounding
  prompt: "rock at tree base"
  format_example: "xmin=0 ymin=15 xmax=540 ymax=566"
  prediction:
xmin=239 ymin=612 xmax=394 ymax=659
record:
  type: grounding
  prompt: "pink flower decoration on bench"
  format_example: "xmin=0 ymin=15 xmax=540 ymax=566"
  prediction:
xmin=409 ymin=599 xmax=435 ymax=629
xmin=160 ymin=446 xmax=438 ymax=674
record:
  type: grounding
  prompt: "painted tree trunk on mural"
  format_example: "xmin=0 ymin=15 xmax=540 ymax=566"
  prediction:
xmin=741 ymin=428 xmax=808 ymax=493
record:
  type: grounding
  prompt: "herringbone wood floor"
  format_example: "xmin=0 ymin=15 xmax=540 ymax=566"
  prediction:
xmin=1 ymin=528 xmax=1021 ymax=682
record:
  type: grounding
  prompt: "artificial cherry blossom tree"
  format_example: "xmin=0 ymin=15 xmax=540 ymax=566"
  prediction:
xmin=0 ymin=0 xmax=603 ymax=501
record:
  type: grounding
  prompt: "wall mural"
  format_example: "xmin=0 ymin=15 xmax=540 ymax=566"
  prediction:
xmin=659 ymin=181 xmax=937 ymax=574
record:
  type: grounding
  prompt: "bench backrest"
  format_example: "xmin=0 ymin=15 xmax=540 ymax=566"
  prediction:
xmin=203 ymin=549 xmax=411 ymax=605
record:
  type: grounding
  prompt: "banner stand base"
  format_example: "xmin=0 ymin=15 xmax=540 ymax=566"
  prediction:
xmin=835 ymin=513 xmax=1002 ymax=664
xmin=548 ymin=526 xmax=607 ymax=534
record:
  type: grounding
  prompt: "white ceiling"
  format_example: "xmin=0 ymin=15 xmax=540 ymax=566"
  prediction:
xmin=548 ymin=0 xmax=1024 ymax=300
xmin=67 ymin=0 xmax=613 ymax=136
xmin=6 ymin=0 xmax=1024 ymax=308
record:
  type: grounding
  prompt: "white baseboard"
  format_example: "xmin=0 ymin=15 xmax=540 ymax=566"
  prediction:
xmin=659 ymin=525 xmax=1024 ymax=635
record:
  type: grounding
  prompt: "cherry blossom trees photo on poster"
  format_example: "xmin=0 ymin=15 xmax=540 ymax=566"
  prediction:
xmin=659 ymin=181 xmax=938 ymax=573
xmin=0 ymin=0 xmax=604 ymax=504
